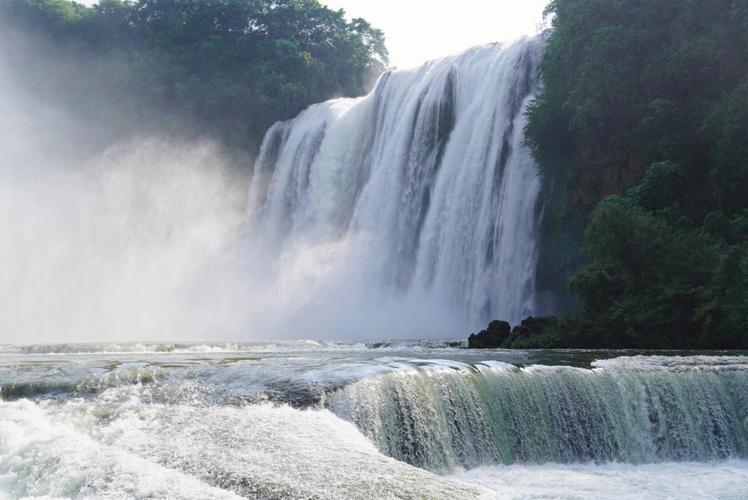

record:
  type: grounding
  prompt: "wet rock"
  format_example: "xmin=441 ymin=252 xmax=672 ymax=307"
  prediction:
xmin=468 ymin=320 xmax=511 ymax=348
xmin=505 ymin=316 xmax=560 ymax=346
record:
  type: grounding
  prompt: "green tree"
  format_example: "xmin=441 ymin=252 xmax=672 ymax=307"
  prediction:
xmin=0 ymin=0 xmax=388 ymax=154
xmin=525 ymin=0 xmax=748 ymax=348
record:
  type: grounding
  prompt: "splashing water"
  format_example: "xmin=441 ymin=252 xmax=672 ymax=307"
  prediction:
xmin=2 ymin=345 xmax=748 ymax=498
xmin=326 ymin=356 xmax=748 ymax=471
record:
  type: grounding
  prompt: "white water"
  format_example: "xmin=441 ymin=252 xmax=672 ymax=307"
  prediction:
xmin=2 ymin=347 xmax=748 ymax=498
xmin=4 ymin=398 xmax=748 ymax=500
xmin=248 ymin=38 xmax=544 ymax=334
xmin=0 ymin=399 xmax=481 ymax=499
xmin=327 ymin=357 xmax=748 ymax=471
xmin=451 ymin=461 xmax=748 ymax=499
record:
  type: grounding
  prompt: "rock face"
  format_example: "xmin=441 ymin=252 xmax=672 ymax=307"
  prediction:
xmin=468 ymin=316 xmax=560 ymax=348
xmin=505 ymin=316 xmax=559 ymax=344
xmin=468 ymin=320 xmax=511 ymax=348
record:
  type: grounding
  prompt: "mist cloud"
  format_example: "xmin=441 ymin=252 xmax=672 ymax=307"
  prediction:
xmin=0 ymin=19 xmax=462 ymax=344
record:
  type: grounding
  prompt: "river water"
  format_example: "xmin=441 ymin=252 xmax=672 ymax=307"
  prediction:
xmin=2 ymin=342 xmax=747 ymax=499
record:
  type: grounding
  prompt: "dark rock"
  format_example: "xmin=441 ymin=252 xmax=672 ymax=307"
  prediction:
xmin=506 ymin=316 xmax=560 ymax=345
xmin=468 ymin=320 xmax=511 ymax=348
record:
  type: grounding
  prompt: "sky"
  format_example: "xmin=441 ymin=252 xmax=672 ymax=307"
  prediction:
xmin=78 ymin=0 xmax=550 ymax=69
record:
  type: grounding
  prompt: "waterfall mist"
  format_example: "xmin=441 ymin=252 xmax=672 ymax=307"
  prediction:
xmin=0 ymin=37 xmax=254 ymax=343
xmin=0 ymin=141 xmax=253 ymax=344
xmin=1 ymin=33 xmax=547 ymax=343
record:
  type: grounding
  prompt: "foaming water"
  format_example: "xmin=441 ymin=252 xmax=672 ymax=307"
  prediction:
xmin=0 ymin=399 xmax=479 ymax=499
xmin=2 ymin=346 xmax=748 ymax=497
xmin=0 ymin=400 xmax=242 ymax=499
xmin=327 ymin=356 xmax=748 ymax=471
xmin=247 ymin=38 xmax=545 ymax=337
xmin=451 ymin=461 xmax=748 ymax=500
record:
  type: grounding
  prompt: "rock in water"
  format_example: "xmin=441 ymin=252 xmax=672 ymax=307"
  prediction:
xmin=505 ymin=316 xmax=560 ymax=346
xmin=468 ymin=320 xmax=511 ymax=348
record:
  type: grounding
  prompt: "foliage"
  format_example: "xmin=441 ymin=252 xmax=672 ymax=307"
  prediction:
xmin=0 ymin=0 xmax=388 ymax=154
xmin=526 ymin=0 xmax=748 ymax=348
xmin=575 ymin=191 xmax=748 ymax=348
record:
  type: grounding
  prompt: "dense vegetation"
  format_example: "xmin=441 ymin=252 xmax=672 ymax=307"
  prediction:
xmin=0 ymin=0 xmax=387 ymax=154
xmin=525 ymin=0 xmax=748 ymax=348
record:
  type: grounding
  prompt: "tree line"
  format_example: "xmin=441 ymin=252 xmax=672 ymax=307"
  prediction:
xmin=0 ymin=0 xmax=387 ymax=154
xmin=525 ymin=0 xmax=748 ymax=348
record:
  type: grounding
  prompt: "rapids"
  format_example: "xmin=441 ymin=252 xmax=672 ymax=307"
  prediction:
xmin=2 ymin=343 xmax=748 ymax=498
xmin=327 ymin=356 xmax=748 ymax=471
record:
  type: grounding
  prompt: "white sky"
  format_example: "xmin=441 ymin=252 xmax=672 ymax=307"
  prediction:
xmin=78 ymin=0 xmax=550 ymax=69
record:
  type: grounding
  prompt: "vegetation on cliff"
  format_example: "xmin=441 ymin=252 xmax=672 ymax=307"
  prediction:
xmin=0 ymin=0 xmax=387 ymax=154
xmin=526 ymin=0 xmax=748 ymax=348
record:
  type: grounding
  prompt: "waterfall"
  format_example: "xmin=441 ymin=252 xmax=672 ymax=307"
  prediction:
xmin=247 ymin=37 xmax=544 ymax=330
xmin=325 ymin=357 xmax=748 ymax=472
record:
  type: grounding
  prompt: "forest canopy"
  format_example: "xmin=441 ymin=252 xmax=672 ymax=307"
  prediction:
xmin=0 ymin=0 xmax=388 ymax=154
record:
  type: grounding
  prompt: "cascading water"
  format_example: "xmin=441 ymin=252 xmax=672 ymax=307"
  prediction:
xmin=326 ymin=357 xmax=748 ymax=472
xmin=2 ymin=343 xmax=748 ymax=498
xmin=247 ymin=37 xmax=544 ymax=330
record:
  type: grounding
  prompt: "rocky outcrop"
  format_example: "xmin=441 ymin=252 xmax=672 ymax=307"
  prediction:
xmin=504 ymin=316 xmax=560 ymax=347
xmin=468 ymin=316 xmax=560 ymax=348
xmin=467 ymin=320 xmax=511 ymax=348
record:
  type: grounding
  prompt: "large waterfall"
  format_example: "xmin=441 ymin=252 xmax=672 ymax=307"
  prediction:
xmin=247 ymin=37 xmax=544 ymax=331
xmin=326 ymin=356 xmax=748 ymax=472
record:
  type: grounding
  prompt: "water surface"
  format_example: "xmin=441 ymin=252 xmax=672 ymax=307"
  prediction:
xmin=2 ymin=341 xmax=747 ymax=498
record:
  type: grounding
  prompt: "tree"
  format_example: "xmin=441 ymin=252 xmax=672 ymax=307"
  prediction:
xmin=525 ymin=0 xmax=748 ymax=348
xmin=0 ymin=0 xmax=388 ymax=154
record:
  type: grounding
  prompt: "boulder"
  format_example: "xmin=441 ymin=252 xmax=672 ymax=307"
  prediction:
xmin=468 ymin=320 xmax=511 ymax=348
xmin=505 ymin=316 xmax=560 ymax=346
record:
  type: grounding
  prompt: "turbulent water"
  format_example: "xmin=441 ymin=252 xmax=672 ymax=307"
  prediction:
xmin=2 ymin=343 xmax=748 ymax=499
xmin=328 ymin=356 xmax=748 ymax=471
xmin=248 ymin=38 xmax=545 ymax=331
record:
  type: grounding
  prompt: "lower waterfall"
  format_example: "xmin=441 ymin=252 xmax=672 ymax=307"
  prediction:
xmin=325 ymin=357 xmax=748 ymax=472
xmin=247 ymin=37 xmax=544 ymax=331
xmin=2 ymin=344 xmax=748 ymax=498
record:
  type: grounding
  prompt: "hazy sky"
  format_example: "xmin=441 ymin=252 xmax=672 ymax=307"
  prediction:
xmin=78 ymin=1 xmax=550 ymax=69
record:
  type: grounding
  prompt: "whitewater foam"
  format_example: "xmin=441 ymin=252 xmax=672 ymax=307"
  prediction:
xmin=328 ymin=356 xmax=748 ymax=470
xmin=0 ymin=400 xmax=242 ymax=499
xmin=2 ymin=347 xmax=748 ymax=498
xmin=451 ymin=461 xmax=748 ymax=499
xmin=0 ymin=398 xmax=482 ymax=499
